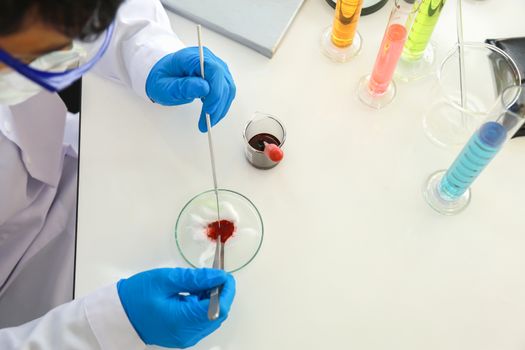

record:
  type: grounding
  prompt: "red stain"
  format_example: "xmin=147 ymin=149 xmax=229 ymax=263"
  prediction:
xmin=206 ymin=220 xmax=235 ymax=243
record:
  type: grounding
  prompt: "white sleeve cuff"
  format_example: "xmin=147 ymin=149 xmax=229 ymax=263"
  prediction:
xmin=124 ymin=32 xmax=185 ymax=101
xmin=84 ymin=284 xmax=146 ymax=350
xmin=91 ymin=0 xmax=185 ymax=100
xmin=118 ymin=0 xmax=185 ymax=100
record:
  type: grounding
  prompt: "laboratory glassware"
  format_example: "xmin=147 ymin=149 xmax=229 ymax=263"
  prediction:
xmin=423 ymin=84 xmax=525 ymax=215
xmin=456 ymin=0 xmax=467 ymax=113
xmin=357 ymin=0 xmax=421 ymax=109
xmin=175 ymin=189 xmax=264 ymax=272
xmin=325 ymin=0 xmax=389 ymax=16
xmin=395 ymin=0 xmax=447 ymax=82
xmin=244 ymin=112 xmax=286 ymax=169
xmin=321 ymin=0 xmax=364 ymax=63
xmin=423 ymin=42 xmax=521 ymax=148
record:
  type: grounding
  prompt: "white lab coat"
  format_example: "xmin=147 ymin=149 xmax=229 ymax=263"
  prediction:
xmin=0 ymin=0 xmax=184 ymax=348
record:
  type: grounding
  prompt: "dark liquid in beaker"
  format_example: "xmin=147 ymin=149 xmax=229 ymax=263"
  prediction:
xmin=206 ymin=220 xmax=235 ymax=243
xmin=248 ymin=133 xmax=280 ymax=151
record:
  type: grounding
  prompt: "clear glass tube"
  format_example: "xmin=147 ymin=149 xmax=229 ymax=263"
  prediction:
xmin=424 ymin=85 xmax=525 ymax=215
xmin=422 ymin=42 xmax=521 ymax=148
xmin=395 ymin=0 xmax=447 ymax=81
xmin=403 ymin=0 xmax=446 ymax=61
xmin=321 ymin=0 xmax=364 ymax=63
xmin=357 ymin=0 xmax=421 ymax=109
xmin=331 ymin=0 xmax=363 ymax=47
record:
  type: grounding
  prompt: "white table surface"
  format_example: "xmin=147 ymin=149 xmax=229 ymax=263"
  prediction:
xmin=76 ymin=1 xmax=525 ymax=349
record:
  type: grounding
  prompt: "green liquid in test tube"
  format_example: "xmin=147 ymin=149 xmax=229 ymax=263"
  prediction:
xmin=403 ymin=0 xmax=447 ymax=61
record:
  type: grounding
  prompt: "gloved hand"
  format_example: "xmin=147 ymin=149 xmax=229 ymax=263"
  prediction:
xmin=145 ymin=47 xmax=236 ymax=132
xmin=117 ymin=267 xmax=236 ymax=348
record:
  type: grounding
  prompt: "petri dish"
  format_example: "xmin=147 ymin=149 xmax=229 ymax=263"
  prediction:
xmin=175 ymin=189 xmax=263 ymax=273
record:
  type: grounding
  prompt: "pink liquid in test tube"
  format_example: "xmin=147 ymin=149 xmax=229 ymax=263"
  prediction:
xmin=368 ymin=24 xmax=407 ymax=95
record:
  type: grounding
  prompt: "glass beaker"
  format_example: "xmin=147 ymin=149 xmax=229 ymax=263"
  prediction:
xmin=423 ymin=85 xmax=525 ymax=215
xmin=175 ymin=189 xmax=264 ymax=272
xmin=357 ymin=0 xmax=421 ymax=109
xmin=423 ymin=42 xmax=521 ymax=148
xmin=395 ymin=0 xmax=447 ymax=82
xmin=321 ymin=0 xmax=364 ymax=63
xmin=243 ymin=112 xmax=286 ymax=169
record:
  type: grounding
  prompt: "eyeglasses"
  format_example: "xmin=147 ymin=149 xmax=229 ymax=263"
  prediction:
xmin=0 ymin=22 xmax=115 ymax=92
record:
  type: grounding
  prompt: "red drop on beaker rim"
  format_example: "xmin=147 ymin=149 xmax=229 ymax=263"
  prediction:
xmin=206 ymin=220 xmax=235 ymax=243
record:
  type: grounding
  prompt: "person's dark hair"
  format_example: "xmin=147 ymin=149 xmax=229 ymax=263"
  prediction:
xmin=0 ymin=0 xmax=125 ymax=41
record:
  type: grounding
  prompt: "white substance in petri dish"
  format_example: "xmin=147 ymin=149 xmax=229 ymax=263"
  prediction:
xmin=176 ymin=191 xmax=262 ymax=272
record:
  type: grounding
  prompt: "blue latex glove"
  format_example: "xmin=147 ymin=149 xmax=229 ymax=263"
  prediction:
xmin=145 ymin=47 xmax=236 ymax=132
xmin=117 ymin=267 xmax=236 ymax=348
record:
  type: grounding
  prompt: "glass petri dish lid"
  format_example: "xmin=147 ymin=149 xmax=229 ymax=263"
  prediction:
xmin=175 ymin=189 xmax=263 ymax=273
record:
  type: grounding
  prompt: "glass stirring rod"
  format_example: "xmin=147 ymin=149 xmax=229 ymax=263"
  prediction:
xmin=456 ymin=0 xmax=467 ymax=125
xmin=197 ymin=24 xmax=223 ymax=321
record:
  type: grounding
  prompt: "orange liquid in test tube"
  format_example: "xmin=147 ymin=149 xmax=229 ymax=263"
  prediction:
xmin=369 ymin=24 xmax=407 ymax=94
xmin=331 ymin=0 xmax=364 ymax=48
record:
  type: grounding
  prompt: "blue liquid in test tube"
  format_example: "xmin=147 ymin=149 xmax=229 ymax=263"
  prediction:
xmin=438 ymin=121 xmax=507 ymax=199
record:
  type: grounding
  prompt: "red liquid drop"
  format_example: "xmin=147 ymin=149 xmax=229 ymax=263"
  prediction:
xmin=206 ymin=220 xmax=235 ymax=243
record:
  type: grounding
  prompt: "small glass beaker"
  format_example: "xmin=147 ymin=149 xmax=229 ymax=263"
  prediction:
xmin=423 ymin=42 xmax=521 ymax=148
xmin=243 ymin=112 xmax=286 ymax=169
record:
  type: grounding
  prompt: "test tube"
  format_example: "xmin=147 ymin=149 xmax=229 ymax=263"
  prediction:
xmin=357 ymin=0 xmax=421 ymax=109
xmin=321 ymin=0 xmax=364 ymax=63
xmin=423 ymin=85 xmax=525 ymax=215
xmin=395 ymin=0 xmax=447 ymax=81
